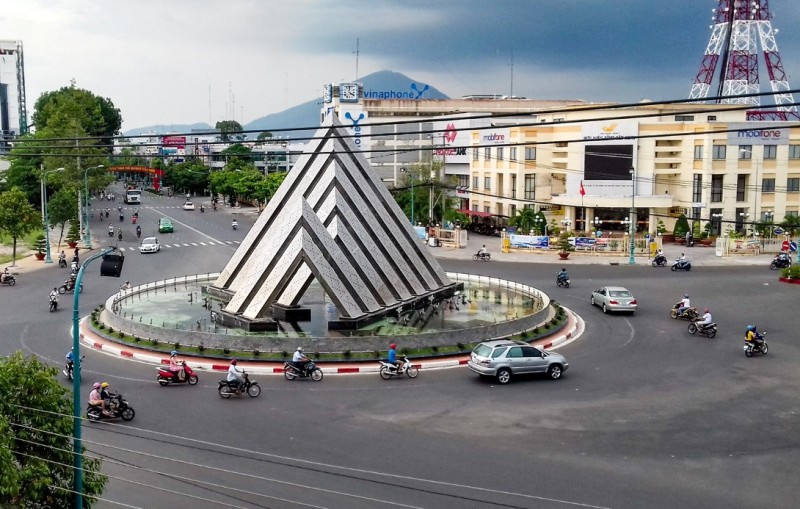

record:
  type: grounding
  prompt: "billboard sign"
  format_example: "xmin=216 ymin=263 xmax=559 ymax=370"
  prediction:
xmin=508 ymin=234 xmax=550 ymax=249
xmin=727 ymin=123 xmax=790 ymax=145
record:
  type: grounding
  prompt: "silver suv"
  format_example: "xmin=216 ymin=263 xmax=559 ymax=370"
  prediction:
xmin=467 ymin=339 xmax=569 ymax=384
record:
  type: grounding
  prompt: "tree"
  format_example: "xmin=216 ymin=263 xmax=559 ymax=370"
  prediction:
xmin=47 ymin=189 xmax=79 ymax=248
xmin=673 ymin=213 xmax=690 ymax=238
xmin=256 ymin=131 xmax=273 ymax=141
xmin=780 ymin=214 xmax=800 ymax=237
xmin=215 ymin=120 xmax=245 ymax=142
xmin=509 ymin=207 xmax=536 ymax=234
xmin=209 ymin=170 xmax=240 ymax=205
xmin=0 ymin=351 xmax=107 ymax=507
xmin=32 ymin=86 xmax=122 ymax=151
xmin=0 ymin=187 xmax=41 ymax=266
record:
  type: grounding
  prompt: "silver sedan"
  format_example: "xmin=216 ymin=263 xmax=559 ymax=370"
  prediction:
xmin=590 ymin=286 xmax=637 ymax=313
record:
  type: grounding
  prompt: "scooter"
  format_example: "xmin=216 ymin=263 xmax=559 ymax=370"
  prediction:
xmin=217 ymin=371 xmax=261 ymax=398
xmin=0 ymin=274 xmax=16 ymax=286
xmin=671 ymin=258 xmax=692 ymax=271
xmin=200 ymin=205 xmax=205 ymax=213
xmin=556 ymin=273 xmax=570 ymax=288
xmin=670 ymin=304 xmax=699 ymax=321
xmin=156 ymin=362 xmax=199 ymax=386
xmin=283 ymin=360 xmax=323 ymax=381
xmin=58 ymin=256 xmax=68 ymax=268
xmin=744 ymin=332 xmax=768 ymax=357
xmin=49 ymin=294 xmax=58 ymax=312
xmin=63 ymin=356 xmax=85 ymax=381
xmin=688 ymin=321 xmax=717 ymax=338
xmin=86 ymin=393 xmax=135 ymax=421
xmin=770 ymin=255 xmax=791 ymax=270
xmin=652 ymin=253 xmax=667 ymax=267
xmin=131 ymin=215 xmax=137 ymax=224
xmin=108 ymin=226 xmax=115 ymax=237
xmin=58 ymin=279 xmax=84 ymax=294
xmin=379 ymin=355 xmax=419 ymax=380
xmin=472 ymin=252 xmax=491 ymax=262
xmin=117 ymin=230 xmax=123 ymax=241
xmin=232 ymin=220 xmax=238 ymax=230
xmin=136 ymin=226 xmax=141 ymax=239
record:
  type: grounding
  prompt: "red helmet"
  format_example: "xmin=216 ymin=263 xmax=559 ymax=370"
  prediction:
xmin=230 ymin=359 xmax=237 ymax=365
xmin=390 ymin=343 xmax=397 ymax=349
xmin=704 ymin=308 xmax=710 ymax=313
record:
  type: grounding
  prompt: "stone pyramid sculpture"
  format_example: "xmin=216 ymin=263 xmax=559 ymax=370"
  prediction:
xmin=209 ymin=116 xmax=459 ymax=330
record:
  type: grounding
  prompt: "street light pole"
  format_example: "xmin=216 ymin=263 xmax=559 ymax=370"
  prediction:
xmin=41 ymin=167 xmax=65 ymax=264
xmin=628 ymin=167 xmax=636 ymax=265
xmin=83 ymin=165 xmax=104 ymax=249
xmin=71 ymin=247 xmax=116 ymax=509
xmin=401 ymin=168 xmax=415 ymax=225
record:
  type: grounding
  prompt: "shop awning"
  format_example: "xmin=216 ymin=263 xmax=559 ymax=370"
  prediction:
xmin=457 ymin=209 xmax=494 ymax=218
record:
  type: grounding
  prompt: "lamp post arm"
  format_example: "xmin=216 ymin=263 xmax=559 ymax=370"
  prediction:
xmin=71 ymin=246 xmax=115 ymax=509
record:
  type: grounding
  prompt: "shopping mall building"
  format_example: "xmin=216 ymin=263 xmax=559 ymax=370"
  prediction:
xmin=323 ymin=82 xmax=800 ymax=236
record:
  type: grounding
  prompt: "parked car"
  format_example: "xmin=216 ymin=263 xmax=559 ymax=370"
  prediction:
xmin=182 ymin=201 xmax=195 ymax=211
xmin=138 ymin=237 xmax=160 ymax=254
xmin=590 ymin=286 xmax=637 ymax=313
xmin=158 ymin=217 xmax=174 ymax=233
xmin=467 ymin=339 xmax=568 ymax=384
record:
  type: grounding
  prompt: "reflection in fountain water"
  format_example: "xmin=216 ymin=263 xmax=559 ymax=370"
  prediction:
xmin=115 ymin=274 xmax=543 ymax=339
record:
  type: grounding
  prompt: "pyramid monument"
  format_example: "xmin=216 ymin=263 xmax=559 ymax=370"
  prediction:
xmin=209 ymin=116 xmax=460 ymax=331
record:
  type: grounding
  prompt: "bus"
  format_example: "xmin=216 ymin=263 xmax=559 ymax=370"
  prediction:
xmin=124 ymin=189 xmax=142 ymax=205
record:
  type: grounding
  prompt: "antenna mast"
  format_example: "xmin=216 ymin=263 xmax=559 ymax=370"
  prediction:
xmin=354 ymin=37 xmax=360 ymax=80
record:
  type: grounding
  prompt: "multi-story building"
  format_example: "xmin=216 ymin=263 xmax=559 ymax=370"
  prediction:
xmin=322 ymin=82 xmax=799 ymax=235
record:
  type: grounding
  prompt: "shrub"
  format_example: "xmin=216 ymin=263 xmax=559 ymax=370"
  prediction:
xmin=342 ymin=350 xmax=352 ymax=358
xmin=520 ymin=331 xmax=529 ymax=338
xmin=533 ymin=326 xmax=540 ymax=334
xmin=281 ymin=350 xmax=289 ymax=359
xmin=373 ymin=350 xmax=380 ymax=358
xmin=456 ymin=342 xmax=465 ymax=351
xmin=253 ymin=349 xmax=260 ymax=357
xmin=431 ymin=346 xmax=439 ymax=353
xmin=198 ymin=343 xmax=205 ymax=352
xmin=223 ymin=347 xmax=231 ymax=355
xmin=781 ymin=266 xmax=800 ymax=279
xmin=173 ymin=342 xmax=180 ymax=350
xmin=673 ymin=214 xmax=690 ymax=237
xmin=117 ymin=331 xmax=124 ymax=339
xmin=151 ymin=339 xmax=159 ymax=346
xmin=107 ymin=327 xmax=114 ymax=334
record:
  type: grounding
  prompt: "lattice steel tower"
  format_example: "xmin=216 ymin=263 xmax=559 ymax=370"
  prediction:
xmin=688 ymin=0 xmax=798 ymax=121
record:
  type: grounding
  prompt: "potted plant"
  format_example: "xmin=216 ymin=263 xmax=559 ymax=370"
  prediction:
xmin=557 ymin=232 xmax=574 ymax=260
xmin=66 ymin=222 xmax=80 ymax=248
xmin=32 ymin=233 xmax=46 ymax=260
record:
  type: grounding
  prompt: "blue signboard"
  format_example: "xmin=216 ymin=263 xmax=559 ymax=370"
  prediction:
xmin=791 ymin=241 xmax=798 ymax=253
xmin=574 ymin=237 xmax=596 ymax=249
xmin=413 ymin=226 xmax=427 ymax=240
xmin=509 ymin=234 xmax=550 ymax=249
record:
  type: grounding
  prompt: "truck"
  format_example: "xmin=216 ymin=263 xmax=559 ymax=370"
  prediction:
xmin=124 ymin=189 xmax=142 ymax=205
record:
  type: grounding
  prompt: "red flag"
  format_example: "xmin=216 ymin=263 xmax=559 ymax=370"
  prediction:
xmin=579 ymin=181 xmax=586 ymax=196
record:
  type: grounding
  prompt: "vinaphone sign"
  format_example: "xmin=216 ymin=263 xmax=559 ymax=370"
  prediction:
xmin=363 ymin=82 xmax=430 ymax=100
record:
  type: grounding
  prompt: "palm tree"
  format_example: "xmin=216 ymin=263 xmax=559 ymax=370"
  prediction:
xmin=780 ymin=214 xmax=800 ymax=237
xmin=509 ymin=207 xmax=536 ymax=234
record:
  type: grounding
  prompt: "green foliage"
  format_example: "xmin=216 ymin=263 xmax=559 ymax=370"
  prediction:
xmin=257 ymin=131 xmax=273 ymax=141
xmin=557 ymin=231 xmax=574 ymax=252
xmin=163 ymin=161 xmax=210 ymax=196
xmin=0 ymin=187 xmax=42 ymax=264
xmin=780 ymin=265 xmax=800 ymax=279
xmin=673 ymin=214 xmax=690 ymax=237
xmin=780 ymin=215 xmax=800 ymax=237
xmin=657 ymin=219 xmax=667 ymax=234
xmin=66 ymin=221 xmax=80 ymax=243
xmin=48 ymin=188 xmax=80 ymax=247
xmin=0 ymin=351 xmax=107 ymax=506
xmin=215 ymin=120 xmax=245 ymax=142
xmin=509 ymin=207 xmax=536 ymax=233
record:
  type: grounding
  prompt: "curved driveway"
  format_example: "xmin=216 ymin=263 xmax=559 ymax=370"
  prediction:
xmin=2 ymin=187 xmax=798 ymax=509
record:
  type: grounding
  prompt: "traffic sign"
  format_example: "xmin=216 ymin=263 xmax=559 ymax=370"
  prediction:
xmin=791 ymin=241 xmax=798 ymax=253
xmin=774 ymin=228 xmax=784 ymax=235
xmin=781 ymin=240 xmax=790 ymax=252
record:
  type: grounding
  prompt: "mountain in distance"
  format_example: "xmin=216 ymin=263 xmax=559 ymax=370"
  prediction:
xmin=123 ymin=71 xmax=449 ymax=139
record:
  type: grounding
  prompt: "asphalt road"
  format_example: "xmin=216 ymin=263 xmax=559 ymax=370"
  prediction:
xmin=2 ymin=186 xmax=798 ymax=509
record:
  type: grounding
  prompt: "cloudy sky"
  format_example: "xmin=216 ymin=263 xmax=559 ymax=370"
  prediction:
xmin=2 ymin=0 xmax=799 ymax=131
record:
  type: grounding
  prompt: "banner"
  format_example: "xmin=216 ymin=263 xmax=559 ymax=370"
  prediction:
xmin=574 ymin=237 xmax=596 ymax=249
xmin=508 ymin=234 xmax=550 ymax=249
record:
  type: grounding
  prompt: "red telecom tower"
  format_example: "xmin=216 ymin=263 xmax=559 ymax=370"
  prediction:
xmin=688 ymin=0 xmax=798 ymax=121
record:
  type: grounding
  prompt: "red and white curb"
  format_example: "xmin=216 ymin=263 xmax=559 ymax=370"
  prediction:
xmin=78 ymin=308 xmax=584 ymax=376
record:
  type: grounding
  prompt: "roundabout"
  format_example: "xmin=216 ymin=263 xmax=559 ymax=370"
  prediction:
xmin=3 ymin=185 xmax=799 ymax=509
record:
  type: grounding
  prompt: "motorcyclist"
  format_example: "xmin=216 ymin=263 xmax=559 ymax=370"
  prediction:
xmin=169 ymin=350 xmax=185 ymax=381
xmin=676 ymin=294 xmax=690 ymax=317
xmin=557 ymin=267 xmax=569 ymax=283
xmin=227 ymin=359 xmax=244 ymax=390
xmin=697 ymin=308 xmax=713 ymax=330
xmin=232 ymin=219 xmax=238 ymax=230
xmin=387 ymin=343 xmax=401 ymax=373
xmin=117 ymin=228 xmax=123 ymax=241
xmin=0 ymin=267 xmax=9 ymax=283
xmin=49 ymin=287 xmax=59 ymax=304
xmin=745 ymin=325 xmax=765 ymax=348
xmin=292 ymin=347 xmax=310 ymax=374
xmin=120 ymin=281 xmax=131 ymax=291
xmin=89 ymin=382 xmax=110 ymax=416
xmin=108 ymin=224 xmax=114 ymax=236
xmin=477 ymin=244 xmax=488 ymax=259
xmin=136 ymin=225 xmax=142 ymax=238
xmin=100 ymin=381 xmax=114 ymax=413
xmin=200 ymin=204 xmax=205 ymax=212
xmin=58 ymin=250 xmax=66 ymax=265
xmin=66 ymin=348 xmax=74 ymax=372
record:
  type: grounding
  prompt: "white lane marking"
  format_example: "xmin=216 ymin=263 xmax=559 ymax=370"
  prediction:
xmin=622 ymin=316 xmax=635 ymax=346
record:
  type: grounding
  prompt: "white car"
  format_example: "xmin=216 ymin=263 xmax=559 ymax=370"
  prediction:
xmin=139 ymin=237 xmax=160 ymax=254
xmin=590 ymin=286 xmax=637 ymax=313
xmin=182 ymin=201 xmax=195 ymax=211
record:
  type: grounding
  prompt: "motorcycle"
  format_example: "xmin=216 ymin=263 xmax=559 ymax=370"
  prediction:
xmin=0 ymin=274 xmax=16 ymax=286
xmin=670 ymin=303 xmax=699 ymax=321
xmin=58 ymin=256 xmax=67 ymax=268
xmin=63 ymin=355 xmax=85 ymax=381
xmin=217 ymin=371 xmax=261 ymax=398
xmin=744 ymin=332 xmax=768 ymax=357
xmin=770 ymin=255 xmax=791 ymax=270
xmin=379 ymin=355 xmax=419 ymax=380
xmin=131 ymin=215 xmax=137 ymax=224
xmin=49 ymin=294 xmax=58 ymax=312
xmin=117 ymin=230 xmax=123 ymax=241
xmin=284 ymin=360 xmax=323 ymax=381
xmin=232 ymin=220 xmax=238 ymax=230
xmin=136 ymin=226 xmax=141 ymax=239
xmin=86 ymin=393 xmax=135 ymax=421
xmin=652 ymin=253 xmax=667 ymax=267
xmin=200 ymin=205 xmax=205 ymax=213
xmin=688 ymin=321 xmax=717 ymax=338
xmin=671 ymin=258 xmax=692 ymax=271
xmin=58 ymin=279 xmax=84 ymax=294
xmin=108 ymin=226 xmax=115 ymax=237
xmin=556 ymin=273 xmax=570 ymax=288
xmin=472 ymin=252 xmax=491 ymax=262
xmin=156 ymin=362 xmax=199 ymax=386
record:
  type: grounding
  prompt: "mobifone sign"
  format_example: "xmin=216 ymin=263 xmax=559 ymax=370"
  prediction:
xmin=727 ymin=123 xmax=789 ymax=145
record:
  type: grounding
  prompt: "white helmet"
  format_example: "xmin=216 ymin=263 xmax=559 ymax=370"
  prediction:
xmin=296 ymin=346 xmax=303 ymax=352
